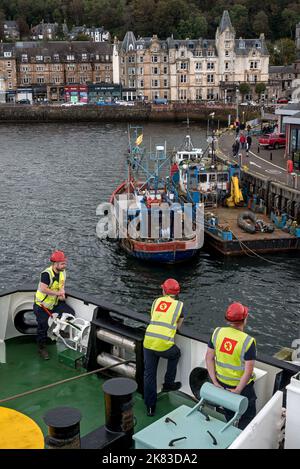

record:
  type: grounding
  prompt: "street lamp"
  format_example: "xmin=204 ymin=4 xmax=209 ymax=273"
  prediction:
xmin=207 ymin=112 xmax=216 ymax=165
xmin=236 ymin=88 xmax=239 ymax=122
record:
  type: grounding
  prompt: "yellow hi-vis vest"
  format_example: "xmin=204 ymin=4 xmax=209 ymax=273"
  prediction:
xmin=212 ymin=326 xmax=256 ymax=387
xmin=143 ymin=296 xmax=183 ymax=352
xmin=35 ymin=266 xmax=66 ymax=310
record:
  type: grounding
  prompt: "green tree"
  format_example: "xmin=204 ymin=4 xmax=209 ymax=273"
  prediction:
xmin=74 ymin=32 xmax=90 ymax=41
xmin=16 ymin=16 xmax=30 ymax=39
xmin=177 ymin=14 xmax=207 ymax=39
xmin=239 ymin=82 xmax=250 ymax=100
xmin=255 ymin=82 xmax=266 ymax=99
xmin=0 ymin=9 xmax=5 ymax=41
xmin=229 ymin=4 xmax=249 ymax=37
xmin=272 ymin=38 xmax=296 ymax=65
xmin=253 ymin=11 xmax=270 ymax=37
xmin=55 ymin=22 xmax=66 ymax=40
xmin=282 ymin=7 xmax=300 ymax=38
xmin=152 ymin=0 xmax=190 ymax=38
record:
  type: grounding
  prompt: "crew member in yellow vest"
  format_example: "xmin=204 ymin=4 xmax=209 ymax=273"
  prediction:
xmin=205 ymin=302 xmax=257 ymax=429
xmin=143 ymin=278 xmax=185 ymax=417
xmin=34 ymin=250 xmax=74 ymax=360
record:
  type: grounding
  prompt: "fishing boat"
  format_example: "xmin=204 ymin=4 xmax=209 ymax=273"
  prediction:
xmin=1 ymin=285 xmax=300 ymax=450
xmin=109 ymin=127 xmax=204 ymax=264
xmin=172 ymin=132 xmax=232 ymax=208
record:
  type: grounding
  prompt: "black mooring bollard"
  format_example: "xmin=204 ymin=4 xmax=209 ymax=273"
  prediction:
xmin=103 ymin=378 xmax=137 ymax=448
xmin=257 ymin=146 xmax=260 ymax=154
xmin=43 ymin=406 xmax=82 ymax=449
xmin=270 ymin=152 xmax=272 ymax=161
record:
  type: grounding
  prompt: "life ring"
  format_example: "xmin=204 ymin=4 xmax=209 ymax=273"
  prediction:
xmin=237 ymin=210 xmax=256 ymax=234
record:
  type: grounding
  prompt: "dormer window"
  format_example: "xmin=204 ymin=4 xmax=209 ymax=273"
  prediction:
xmin=82 ymin=53 xmax=87 ymax=60
xmin=255 ymin=41 xmax=261 ymax=48
xmin=4 ymin=51 xmax=12 ymax=58
xmin=67 ymin=54 xmax=75 ymax=61
xmin=36 ymin=55 xmax=43 ymax=61
xmin=21 ymin=54 xmax=28 ymax=62
xmin=53 ymin=54 xmax=59 ymax=61
xmin=239 ymin=39 xmax=245 ymax=49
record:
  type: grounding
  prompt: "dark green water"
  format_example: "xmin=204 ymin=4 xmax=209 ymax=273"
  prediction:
xmin=0 ymin=122 xmax=299 ymax=356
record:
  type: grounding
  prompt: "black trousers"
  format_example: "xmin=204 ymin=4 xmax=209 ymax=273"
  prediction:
xmin=143 ymin=344 xmax=181 ymax=408
xmin=33 ymin=302 xmax=75 ymax=345
xmin=220 ymin=380 xmax=257 ymax=430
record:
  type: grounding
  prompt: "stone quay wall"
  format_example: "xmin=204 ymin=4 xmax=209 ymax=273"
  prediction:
xmin=0 ymin=103 xmax=261 ymax=124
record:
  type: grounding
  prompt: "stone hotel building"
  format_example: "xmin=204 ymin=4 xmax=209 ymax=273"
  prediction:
xmin=113 ymin=10 xmax=269 ymax=102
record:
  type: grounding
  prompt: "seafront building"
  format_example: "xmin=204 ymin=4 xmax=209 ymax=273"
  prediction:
xmin=0 ymin=41 xmax=113 ymax=103
xmin=113 ymin=10 xmax=269 ymax=103
xmin=0 ymin=10 xmax=299 ymax=104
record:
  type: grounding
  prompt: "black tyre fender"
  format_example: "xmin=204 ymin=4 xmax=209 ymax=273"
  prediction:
xmin=189 ymin=367 xmax=209 ymax=400
xmin=237 ymin=210 xmax=256 ymax=234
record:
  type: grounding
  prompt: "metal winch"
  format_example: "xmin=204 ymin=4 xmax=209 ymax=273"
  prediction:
xmin=95 ymin=329 xmax=137 ymax=379
xmin=85 ymin=306 xmax=145 ymax=393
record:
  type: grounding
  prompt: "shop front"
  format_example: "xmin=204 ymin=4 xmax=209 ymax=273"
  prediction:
xmin=88 ymin=83 xmax=122 ymax=103
xmin=64 ymin=85 xmax=88 ymax=103
xmin=6 ymin=90 xmax=16 ymax=103
xmin=16 ymin=87 xmax=33 ymax=103
xmin=32 ymin=85 xmax=47 ymax=103
xmin=48 ymin=86 xmax=65 ymax=102
xmin=283 ymin=113 xmax=300 ymax=171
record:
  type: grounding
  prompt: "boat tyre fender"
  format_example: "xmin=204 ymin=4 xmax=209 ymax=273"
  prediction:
xmin=124 ymin=239 xmax=134 ymax=252
xmin=189 ymin=367 xmax=209 ymax=400
xmin=237 ymin=210 xmax=256 ymax=234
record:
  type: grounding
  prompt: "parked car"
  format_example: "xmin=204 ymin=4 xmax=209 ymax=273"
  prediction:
xmin=153 ymin=98 xmax=168 ymax=105
xmin=240 ymin=101 xmax=257 ymax=106
xmin=61 ymin=101 xmax=86 ymax=106
xmin=16 ymin=99 xmax=31 ymax=104
xmin=114 ymin=100 xmax=134 ymax=106
xmin=277 ymin=98 xmax=289 ymax=104
xmin=258 ymin=133 xmax=286 ymax=149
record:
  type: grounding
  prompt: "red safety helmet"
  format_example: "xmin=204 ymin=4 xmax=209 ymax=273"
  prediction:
xmin=225 ymin=302 xmax=248 ymax=322
xmin=161 ymin=278 xmax=180 ymax=295
xmin=50 ymin=250 xmax=67 ymax=263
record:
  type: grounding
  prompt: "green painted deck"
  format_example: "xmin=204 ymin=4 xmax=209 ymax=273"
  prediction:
xmin=0 ymin=337 xmax=195 ymax=441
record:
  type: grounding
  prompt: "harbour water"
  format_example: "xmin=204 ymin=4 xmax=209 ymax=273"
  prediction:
xmin=0 ymin=121 xmax=299 ymax=356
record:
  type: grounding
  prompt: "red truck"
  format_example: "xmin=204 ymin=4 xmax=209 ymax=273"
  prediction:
xmin=258 ymin=133 xmax=286 ymax=150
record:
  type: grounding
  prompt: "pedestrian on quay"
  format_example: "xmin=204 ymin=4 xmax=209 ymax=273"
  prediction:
xmin=34 ymin=250 xmax=75 ymax=360
xmin=143 ymin=279 xmax=185 ymax=417
xmin=246 ymin=135 xmax=252 ymax=154
xmin=239 ymin=133 xmax=246 ymax=150
xmin=205 ymin=302 xmax=257 ymax=429
xmin=232 ymin=139 xmax=240 ymax=157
